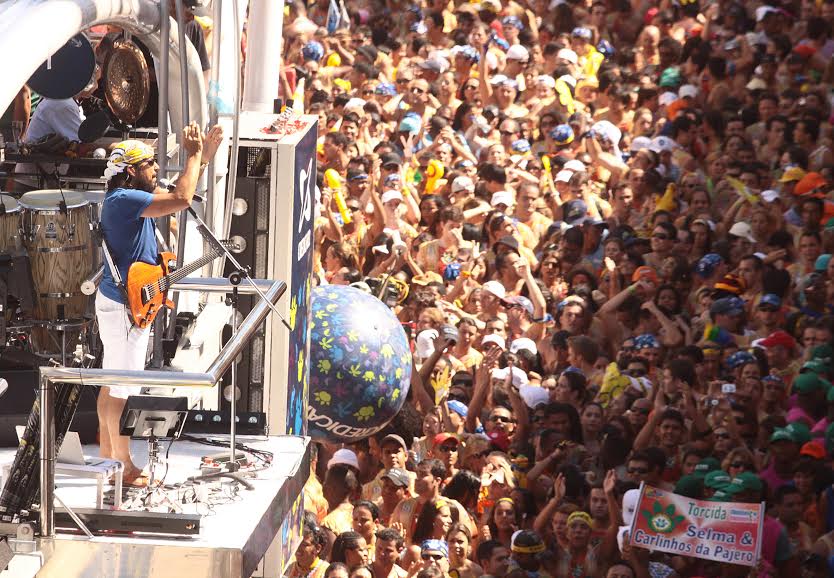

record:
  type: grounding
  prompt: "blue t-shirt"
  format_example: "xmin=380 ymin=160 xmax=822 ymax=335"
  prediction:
xmin=99 ymin=187 xmax=156 ymax=304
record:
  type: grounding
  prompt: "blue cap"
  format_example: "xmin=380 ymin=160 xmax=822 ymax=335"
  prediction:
xmin=571 ymin=27 xmax=592 ymax=40
xmin=758 ymin=294 xmax=781 ymax=309
xmin=633 ymin=334 xmax=660 ymax=350
xmin=374 ymin=82 xmax=398 ymax=96
xmin=421 ymin=540 xmax=448 ymax=557
xmin=398 ymin=113 xmax=422 ymax=135
xmin=447 ymin=400 xmax=468 ymax=418
xmin=563 ymin=366 xmax=585 ymax=375
xmin=815 ymin=254 xmax=831 ymax=272
xmin=549 ymin=124 xmax=575 ymax=145
xmin=710 ymin=296 xmax=745 ymax=316
xmin=596 ymin=39 xmax=615 ymax=58
xmin=454 ymin=44 xmax=480 ymax=63
xmin=502 ymin=15 xmax=524 ymax=29
xmin=695 ymin=253 xmax=723 ymax=278
xmin=726 ymin=350 xmax=756 ymax=370
xmin=302 ymin=41 xmax=324 ymax=62
xmin=563 ymin=199 xmax=588 ymax=225
xmin=511 ymin=139 xmax=531 ymax=153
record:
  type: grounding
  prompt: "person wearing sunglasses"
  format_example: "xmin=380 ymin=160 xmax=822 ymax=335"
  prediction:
xmin=418 ymin=539 xmax=450 ymax=575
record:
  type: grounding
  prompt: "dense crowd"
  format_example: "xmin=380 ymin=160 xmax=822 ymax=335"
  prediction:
xmin=280 ymin=0 xmax=834 ymax=576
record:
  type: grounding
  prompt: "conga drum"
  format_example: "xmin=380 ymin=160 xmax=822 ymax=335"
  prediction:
xmin=19 ymin=190 xmax=92 ymax=356
xmin=0 ymin=194 xmax=20 ymax=253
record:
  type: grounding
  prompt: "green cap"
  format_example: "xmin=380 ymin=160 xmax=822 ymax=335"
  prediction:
xmin=659 ymin=67 xmax=682 ymax=88
xmin=826 ymin=217 xmax=834 ymax=231
xmin=708 ymin=490 xmax=735 ymax=502
xmin=803 ymin=359 xmax=828 ymax=375
xmin=731 ymin=472 xmax=763 ymax=493
xmin=704 ymin=470 xmax=733 ymax=490
xmin=693 ymin=457 xmax=721 ymax=476
xmin=674 ymin=475 xmax=705 ymax=499
xmin=811 ymin=344 xmax=833 ymax=365
xmin=771 ymin=427 xmax=801 ymax=444
xmin=793 ymin=373 xmax=828 ymax=394
xmin=786 ymin=422 xmax=812 ymax=445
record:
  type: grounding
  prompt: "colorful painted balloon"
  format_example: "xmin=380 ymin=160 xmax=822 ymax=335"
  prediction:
xmin=308 ymin=285 xmax=412 ymax=442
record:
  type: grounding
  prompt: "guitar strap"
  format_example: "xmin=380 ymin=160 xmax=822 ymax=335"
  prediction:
xmin=96 ymin=223 xmax=129 ymax=303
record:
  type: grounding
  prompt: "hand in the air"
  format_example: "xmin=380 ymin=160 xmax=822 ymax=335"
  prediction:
xmin=201 ymin=124 xmax=224 ymax=163
xmin=182 ymin=121 xmax=204 ymax=158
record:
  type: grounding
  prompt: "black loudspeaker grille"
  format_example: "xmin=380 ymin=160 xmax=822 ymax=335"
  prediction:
xmin=220 ymin=149 xmax=271 ymax=414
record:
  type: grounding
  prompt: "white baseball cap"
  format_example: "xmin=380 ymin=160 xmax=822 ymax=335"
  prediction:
xmin=490 ymin=366 xmax=529 ymax=387
xmin=490 ymin=191 xmax=514 ymax=208
xmin=327 ymin=448 xmax=360 ymax=470
xmin=658 ymin=91 xmax=678 ymax=107
xmin=563 ymin=159 xmax=586 ymax=172
xmin=760 ymin=189 xmax=780 ymax=203
xmin=481 ymin=334 xmax=506 ymax=350
xmin=649 ymin=136 xmax=677 ymax=153
xmin=519 ymin=385 xmax=549 ymax=409
xmin=678 ymin=84 xmax=698 ymax=99
xmin=510 ymin=337 xmax=538 ymax=356
xmin=381 ymin=190 xmax=404 ymax=204
xmin=556 ymin=48 xmax=578 ymax=65
xmin=728 ymin=222 xmax=756 ymax=244
xmin=482 ymin=280 xmax=507 ymax=300
xmin=630 ymin=136 xmax=652 ymax=152
xmin=755 ymin=5 xmax=779 ymax=22
xmin=536 ymin=75 xmax=556 ymax=89
xmin=555 ymin=169 xmax=573 ymax=183
xmin=506 ymin=44 xmax=529 ymax=61
xmin=451 ymin=175 xmax=475 ymax=193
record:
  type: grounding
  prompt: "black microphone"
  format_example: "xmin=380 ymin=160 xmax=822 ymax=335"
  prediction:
xmin=158 ymin=178 xmax=205 ymax=203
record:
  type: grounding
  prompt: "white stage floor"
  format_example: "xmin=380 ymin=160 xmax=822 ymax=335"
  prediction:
xmin=0 ymin=435 xmax=310 ymax=578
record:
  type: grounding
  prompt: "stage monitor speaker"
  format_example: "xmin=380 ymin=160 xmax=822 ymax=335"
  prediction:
xmin=213 ymin=114 xmax=316 ymax=439
xmin=219 ymin=160 xmax=272 ymax=414
xmin=0 ymin=370 xmax=98 ymax=447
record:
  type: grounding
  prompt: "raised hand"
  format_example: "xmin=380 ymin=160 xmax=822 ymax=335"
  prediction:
xmin=201 ymin=124 xmax=224 ymax=164
xmin=182 ymin=121 xmax=204 ymax=158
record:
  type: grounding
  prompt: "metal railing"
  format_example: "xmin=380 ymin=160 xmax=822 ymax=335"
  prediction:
xmin=38 ymin=277 xmax=286 ymax=537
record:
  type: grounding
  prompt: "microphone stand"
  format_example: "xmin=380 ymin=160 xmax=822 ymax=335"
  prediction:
xmin=185 ymin=206 xmax=290 ymax=469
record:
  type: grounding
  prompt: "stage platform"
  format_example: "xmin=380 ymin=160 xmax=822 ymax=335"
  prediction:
xmin=0 ymin=435 xmax=309 ymax=578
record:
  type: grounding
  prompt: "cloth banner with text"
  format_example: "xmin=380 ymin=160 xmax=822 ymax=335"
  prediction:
xmin=628 ymin=484 xmax=764 ymax=567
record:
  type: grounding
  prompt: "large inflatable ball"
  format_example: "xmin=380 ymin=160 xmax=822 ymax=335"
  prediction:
xmin=308 ymin=285 xmax=412 ymax=442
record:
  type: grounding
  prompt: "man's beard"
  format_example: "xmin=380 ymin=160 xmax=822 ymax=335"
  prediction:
xmin=133 ymin=174 xmax=157 ymax=193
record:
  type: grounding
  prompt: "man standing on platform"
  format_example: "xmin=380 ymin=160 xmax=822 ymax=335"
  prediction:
xmin=96 ymin=122 xmax=222 ymax=486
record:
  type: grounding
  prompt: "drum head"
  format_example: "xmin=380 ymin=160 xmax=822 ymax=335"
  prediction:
xmin=0 ymin=194 xmax=19 ymax=213
xmin=19 ymin=190 xmax=88 ymax=211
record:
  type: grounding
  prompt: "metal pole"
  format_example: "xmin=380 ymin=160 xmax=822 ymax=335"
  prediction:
xmin=229 ymin=282 xmax=239 ymax=469
xmin=154 ymin=2 xmax=171 ymax=367
xmin=39 ymin=373 xmax=55 ymax=538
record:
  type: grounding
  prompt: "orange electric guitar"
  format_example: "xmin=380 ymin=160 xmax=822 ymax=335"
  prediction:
xmin=125 ymin=242 xmax=230 ymax=328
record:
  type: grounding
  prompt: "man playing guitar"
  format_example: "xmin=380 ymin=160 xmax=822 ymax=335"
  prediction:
xmin=97 ymin=122 xmax=223 ymax=487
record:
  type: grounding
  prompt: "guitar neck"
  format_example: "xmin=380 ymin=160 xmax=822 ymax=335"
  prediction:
xmin=161 ymin=247 xmax=224 ymax=290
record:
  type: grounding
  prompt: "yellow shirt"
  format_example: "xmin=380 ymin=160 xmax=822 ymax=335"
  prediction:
xmin=322 ymin=502 xmax=354 ymax=536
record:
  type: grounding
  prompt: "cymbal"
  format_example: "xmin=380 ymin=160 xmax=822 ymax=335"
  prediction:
xmin=103 ymin=38 xmax=150 ymax=126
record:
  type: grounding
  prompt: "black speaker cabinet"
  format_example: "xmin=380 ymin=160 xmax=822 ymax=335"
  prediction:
xmin=0 ymin=370 xmax=98 ymax=447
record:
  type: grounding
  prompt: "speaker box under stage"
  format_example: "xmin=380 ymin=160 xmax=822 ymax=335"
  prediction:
xmin=0 ymin=370 xmax=98 ymax=447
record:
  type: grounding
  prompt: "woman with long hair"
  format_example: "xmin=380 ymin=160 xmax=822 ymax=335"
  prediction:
xmin=483 ymin=497 xmax=518 ymax=549
xmin=445 ymin=523 xmax=483 ymax=578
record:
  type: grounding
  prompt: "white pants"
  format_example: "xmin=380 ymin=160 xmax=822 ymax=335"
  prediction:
xmin=95 ymin=292 xmax=151 ymax=399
